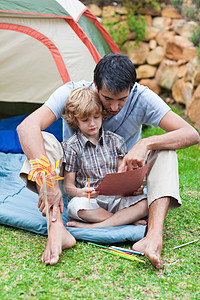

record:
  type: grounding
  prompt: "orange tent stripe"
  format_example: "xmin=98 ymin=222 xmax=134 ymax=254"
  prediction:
xmin=0 ymin=23 xmax=71 ymax=84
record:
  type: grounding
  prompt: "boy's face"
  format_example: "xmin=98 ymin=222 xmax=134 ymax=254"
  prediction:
xmin=98 ymin=85 xmax=130 ymax=116
xmin=77 ymin=113 xmax=102 ymax=141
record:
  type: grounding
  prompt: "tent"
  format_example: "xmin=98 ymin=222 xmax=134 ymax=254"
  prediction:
xmin=0 ymin=0 xmax=120 ymax=116
xmin=0 ymin=1 xmax=147 ymax=243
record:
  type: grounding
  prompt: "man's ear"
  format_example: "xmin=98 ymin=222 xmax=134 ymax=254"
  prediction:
xmin=94 ymin=81 xmax=98 ymax=90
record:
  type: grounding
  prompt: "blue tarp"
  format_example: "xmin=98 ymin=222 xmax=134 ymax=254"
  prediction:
xmin=0 ymin=116 xmax=146 ymax=243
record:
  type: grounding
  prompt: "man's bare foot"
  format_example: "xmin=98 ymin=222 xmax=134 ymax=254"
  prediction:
xmin=132 ymin=235 xmax=163 ymax=269
xmin=66 ymin=221 xmax=93 ymax=228
xmin=41 ymin=220 xmax=76 ymax=265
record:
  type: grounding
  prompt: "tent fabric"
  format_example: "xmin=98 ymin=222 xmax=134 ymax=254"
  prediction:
xmin=56 ymin=0 xmax=86 ymax=20
xmin=78 ymin=14 xmax=113 ymax=57
xmin=0 ymin=115 xmax=62 ymax=153
xmin=0 ymin=23 xmax=66 ymax=103
xmin=0 ymin=0 xmax=71 ymax=17
xmin=0 ymin=0 xmax=120 ymax=106
xmin=0 ymin=17 xmax=97 ymax=103
xmin=0 ymin=150 xmax=147 ymax=243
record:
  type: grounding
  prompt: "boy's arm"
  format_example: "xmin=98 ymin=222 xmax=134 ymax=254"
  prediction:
xmin=63 ymin=171 xmax=78 ymax=197
xmin=64 ymin=170 xmax=96 ymax=198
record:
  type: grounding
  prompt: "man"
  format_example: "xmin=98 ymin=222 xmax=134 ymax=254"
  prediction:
xmin=17 ymin=54 xmax=200 ymax=268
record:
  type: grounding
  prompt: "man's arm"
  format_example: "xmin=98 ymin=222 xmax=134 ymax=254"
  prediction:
xmin=17 ymin=105 xmax=57 ymax=158
xmin=144 ymin=110 xmax=200 ymax=151
xmin=119 ymin=110 xmax=200 ymax=171
xmin=17 ymin=105 xmax=64 ymax=221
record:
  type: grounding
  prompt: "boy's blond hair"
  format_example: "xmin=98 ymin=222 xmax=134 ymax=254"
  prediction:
xmin=63 ymin=86 xmax=104 ymax=128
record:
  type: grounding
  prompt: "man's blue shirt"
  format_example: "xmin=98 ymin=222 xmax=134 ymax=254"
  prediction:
xmin=45 ymin=81 xmax=170 ymax=151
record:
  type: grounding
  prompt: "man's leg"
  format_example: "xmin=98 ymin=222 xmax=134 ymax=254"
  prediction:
xmin=19 ymin=132 xmax=74 ymax=265
xmin=132 ymin=150 xmax=181 ymax=269
xmin=132 ymin=197 xmax=169 ymax=269
xmin=20 ymin=131 xmax=64 ymax=194
xmin=41 ymin=209 xmax=76 ymax=265
xmin=66 ymin=199 xmax=148 ymax=228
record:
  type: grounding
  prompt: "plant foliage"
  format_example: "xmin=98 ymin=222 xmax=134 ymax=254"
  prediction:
xmin=190 ymin=27 xmax=200 ymax=59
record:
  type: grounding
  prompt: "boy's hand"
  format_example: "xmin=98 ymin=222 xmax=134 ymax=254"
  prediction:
xmin=78 ymin=187 xmax=99 ymax=199
xmin=90 ymin=190 xmax=99 ymax=198
xmin=132 ymin=185 xmax=144 ymax=196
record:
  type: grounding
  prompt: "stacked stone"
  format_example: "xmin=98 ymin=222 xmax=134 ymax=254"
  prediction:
xmin=88 ymin=4 xmax=200 ymax=130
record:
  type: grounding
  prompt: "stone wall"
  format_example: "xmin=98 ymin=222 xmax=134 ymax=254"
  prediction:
xmin=87 ymin=3 xmax=200 ymax=130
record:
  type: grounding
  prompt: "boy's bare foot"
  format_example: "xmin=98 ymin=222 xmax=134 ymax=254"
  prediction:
xmin=41 ymin=220 xmax=76 ymax=265
xmin=66 ymin=221 xmax=92 ymax=228
xmin=132 ymin=235 xmax=163 ymax=269
xmin=133 ymin=219 xmax=147 ymax=226
xmin=66 ymin=219 xmax=147 ymax=228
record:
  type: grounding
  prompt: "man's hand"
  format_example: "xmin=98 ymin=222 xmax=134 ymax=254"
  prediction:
xmin=118 ymin=139 xmax=148 ymax=173
xmin=38 ymin=181 xmax=64 ymax=222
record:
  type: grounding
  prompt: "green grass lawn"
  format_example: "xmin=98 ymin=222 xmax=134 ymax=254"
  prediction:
xmin=0 ymin=125 xmax=199 ymax=299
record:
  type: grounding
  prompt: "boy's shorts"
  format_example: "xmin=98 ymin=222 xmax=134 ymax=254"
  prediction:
xmin=67 ymin=194 xmax=147 ymax=222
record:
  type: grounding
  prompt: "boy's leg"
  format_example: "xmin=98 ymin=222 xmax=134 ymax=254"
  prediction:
xmin=66 ymin=198 xmax=148 ymax=228
xmin=78 ymin=207 xmax=113 ymax=223
xmin=67 ymin=197 xmax=113 ymax=223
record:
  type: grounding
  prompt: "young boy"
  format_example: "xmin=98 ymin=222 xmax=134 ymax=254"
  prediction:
xmin=62 ymin=86 xmax=148 ymax=228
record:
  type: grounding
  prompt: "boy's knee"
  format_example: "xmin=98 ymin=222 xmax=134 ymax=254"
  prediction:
xmin=77 ymin=209 xmax=87 ymax=220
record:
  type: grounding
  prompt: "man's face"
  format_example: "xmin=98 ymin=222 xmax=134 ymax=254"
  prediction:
xmin=98 ymin=85 xmax=130 ymax=116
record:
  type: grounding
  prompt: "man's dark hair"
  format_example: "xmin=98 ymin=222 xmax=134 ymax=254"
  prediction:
xmin=94 ymin=53 xmax=137 ymax=94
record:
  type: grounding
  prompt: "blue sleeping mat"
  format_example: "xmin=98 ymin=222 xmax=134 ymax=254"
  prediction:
xmin=0 ymin=116 xmax=146 ymax=244
xmin=0 ymin=114 xmax=62 ymax=153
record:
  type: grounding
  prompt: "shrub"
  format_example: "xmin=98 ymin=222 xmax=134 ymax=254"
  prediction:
xmin=190 ymin=27 xmax=200 ymax=59
xmin=172 ymin=0 xmax=183 ymax=13
xmin=127 ymin=15 xmax=147 ymax=43
xmin=121 ymin=0 xmax=160 ymax=12
xmin=103 ymin=14 xmax=146 ymax=49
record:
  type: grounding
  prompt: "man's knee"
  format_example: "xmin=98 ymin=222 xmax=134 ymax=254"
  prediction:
xmin=19 ymin=132 xmax=63 ymax=193
xmin=146 ymin=150 xmax=181 ymax=210
xmin=41 ymin=132 xmax=63 ymax=164
xmin=147 ymin=149 xmax=178 ymax=166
